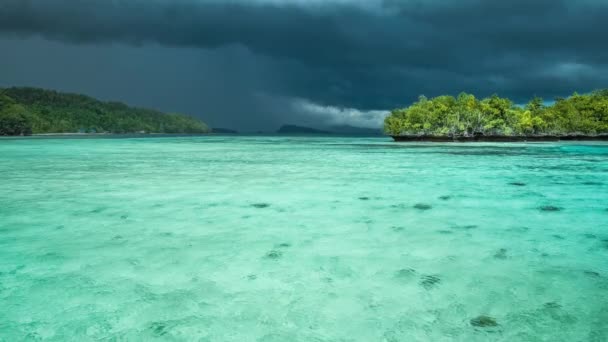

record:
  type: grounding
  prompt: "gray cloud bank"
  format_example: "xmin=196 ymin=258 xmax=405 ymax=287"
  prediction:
xmin=1 ymin=0 xmax=607 ymax=130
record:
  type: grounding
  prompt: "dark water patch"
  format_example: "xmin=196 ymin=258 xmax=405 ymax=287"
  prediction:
xmin=544 ymin=302 xmax=562 ymax=309
xmin=55 ymin=225 xmax=64 ymax=230
xmin=539 ymin=205 xmax=562 ymax=212
xmin=413 ymin=203 xmax=432 ymax=211
xmin=438 ymin=230 xmax=453 ymax=235
xmin=494 ymin=248 xmax=508 ymax=259
xmin=160 ymin=232 xmax=173 ymax=237
xmin=452 ymin=224 xmax=478 ymax=230
xmin=276 ymin=242 xmax=291 ymax=248
xmin=37 ymin=252 xmax=64 ymax=261
xmin=395 ymin=268 xmax=416 ymax=280
xmin=583 ymin=233 xmax=597 ymax=239
xmin=552 ymin=234 xmax=565 ymax=240
xmin=8 ymin=265 xmax=25 ymax=275
xmin=247 ymin=274 xmax=257 ymax=280
xmin=112 ymin=235 xmax=123 ymax=240
xmin=509 ymin=182 xmax=527 ymax=186
xmin=583 ymin=270 xmax=601 ymax=278
xmin=90 ymin=207 xmax=107 ymax=213
xmin=470 ymin=315 xmax=498 ymax=327
xmin=120 ymin=215 xmax=128 ymax=220
xmin=127 ymin=258 xmax=141 ymax=266
xmin=265 ymin=250 xmax=283 ymax=259
xmin=507 ymin=226 xmax=529 ymax=233
xmin=358 ymin=197 xmax=370 ymax=201
xmin=420 ymin=274 xmax=441 ymax=289
xmin=439 ymin=195 xmax=451 ymax=200
xmin=149 ymin=322 xmax=170 ymax=337
xmin=391 ymin=226 xmax=405 ymax=232
xmin=252 ymin=203 xmax=271 ymax=209
xmin=582 ymin=181 xmax=603 ymax=186
xmin=441 ymin=147 xmax=533 ymax=157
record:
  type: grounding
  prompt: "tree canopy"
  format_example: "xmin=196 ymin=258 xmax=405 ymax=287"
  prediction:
xmin=0 ymin=87 xmax=210 ymax=135
xmin=384 ymin=90 xmax=608 ymax=136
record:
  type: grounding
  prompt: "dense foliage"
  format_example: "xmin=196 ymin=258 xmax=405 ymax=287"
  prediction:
xmin=384 ymin=90 xmax=608 ymax=136
xmin=0 ymin=87 xmax=210 ymax=135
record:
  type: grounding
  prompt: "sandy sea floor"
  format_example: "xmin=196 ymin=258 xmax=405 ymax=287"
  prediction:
xmin=1 ymin=136 xmax=607 ymax=341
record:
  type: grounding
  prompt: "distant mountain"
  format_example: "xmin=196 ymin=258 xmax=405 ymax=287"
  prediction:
xmin=328 ymin=125 xmax=383 ymax=135
xmin=212 ymin=127 xmax=238 ymax=134
xmin=276 ymin=124 xmax=382 ymax=135
xmin=0 ymin=87 xmax=210 ymax=135
xmin=277 ymin=124 xmax=330 ymax=134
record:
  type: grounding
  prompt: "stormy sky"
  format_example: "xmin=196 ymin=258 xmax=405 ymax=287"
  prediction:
xmin=1 ymin=0 xmax=607 ymax=131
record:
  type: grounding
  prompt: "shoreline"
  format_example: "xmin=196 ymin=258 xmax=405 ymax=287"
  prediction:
xmin=391 ymin=134 xmax=608 ymax=142
xmin=0 ymin=132 xmax=215 ymax=139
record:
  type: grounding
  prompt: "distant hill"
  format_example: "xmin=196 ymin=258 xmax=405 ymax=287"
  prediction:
xmin=212 ymin=127 xmax=238 ymax=134
xmin=328 ymin=124 xmax=383 ymax=135
xmin=0 ymin=87 xmax=210 ymax=135
xmin=277 ymin=124 xmax=382 ymax=135
xmin=277 ymin=124 xmax=330 ymax=134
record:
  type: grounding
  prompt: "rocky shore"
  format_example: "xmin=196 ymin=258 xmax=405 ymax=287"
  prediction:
xmin=392 ymin=134 xmax=608 ymax=142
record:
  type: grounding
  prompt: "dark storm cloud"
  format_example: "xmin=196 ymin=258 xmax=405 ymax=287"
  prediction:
xmin=1 ymin=0 xmax=607 ymax=129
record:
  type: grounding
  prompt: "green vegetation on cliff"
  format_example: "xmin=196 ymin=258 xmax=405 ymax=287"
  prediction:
xmin=384 ymin=90 xmax=608 ymax=136
xmin=0 ymin=87 xmax=210 ymax=135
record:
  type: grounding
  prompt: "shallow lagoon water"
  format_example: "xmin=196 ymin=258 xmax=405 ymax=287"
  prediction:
xmin=1 ymin=136 xmax=607 ymax=341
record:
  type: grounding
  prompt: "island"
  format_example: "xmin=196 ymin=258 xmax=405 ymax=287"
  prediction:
xmin=276 ymin=124 xmax=382 ymax=135
xmin=212 ymin=128 xmax=238 ymax=134
xmin=277 ymin=124 xmax=330 ymax=134
xmin=385 ymin=90 xmax=608 ymax=141
xmin=0 ymin=87 xmax=210 ymax=136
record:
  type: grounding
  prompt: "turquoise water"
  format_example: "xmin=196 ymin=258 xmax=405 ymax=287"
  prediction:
xmin=1 ymin=136 xmax=607 ymax=341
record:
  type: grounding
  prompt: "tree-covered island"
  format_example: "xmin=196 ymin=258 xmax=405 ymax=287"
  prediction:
xmin=384 ymin=90 xmax=608 ymax=141
xmin=0 ymin=87 xmax=210 ymax=136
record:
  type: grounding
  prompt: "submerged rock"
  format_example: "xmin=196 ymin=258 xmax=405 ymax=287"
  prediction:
xmin=252 ymin=203 xmax=271 ymax=208
xmin=583 ymin=270 xmax=601 ymax=277
xmin=544 ymin=302 xmax=562 ymax=309
xmin=582 ymin=181 xmax=603 ymax=185
xmin=149 ymin=322 xmax=169 ymax=337
xmin=452 ymin=224 xmax=478 ymax=230
xmin=265 ymin=250 xmax=283 ymax=259
xmin=395 ymin=268 xmax=416 ymax=279
xmin=420 ymin=275 xmax=441 ymax=289
xmin=509 ymin=182 xmax=527 ymax=186
xmin=470 ymin=315 xmax=498 ymax=327
xmin=494 ymin=248 xmax=508 ymax=259
xmin=413 ymin=203 xmax=433 ymax=211
xmin=539 ymin=205 xmax=561 ymax=212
